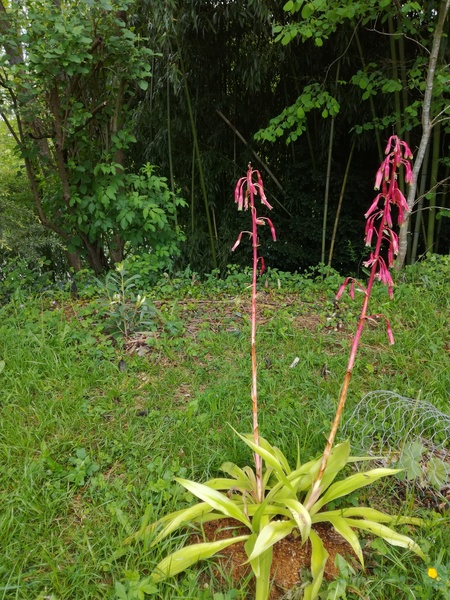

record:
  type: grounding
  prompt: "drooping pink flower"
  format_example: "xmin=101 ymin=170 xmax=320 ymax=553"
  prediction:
xmin=375 ymin=257 xmax=394 ymax=298
xmin=336 ymin=277 xmax=367 ymax=300
xmin=231 ymin=230 xmax=252 ymax=252
xmin=255 ymin=217 xmax=277 ymax=241
xmin=393 ymin=187 xmax=409 ymax=225
xmin=365 ymin=314 xmax=395 ymax=345
xmin=365 ymin=194 xmax=384 ymax=218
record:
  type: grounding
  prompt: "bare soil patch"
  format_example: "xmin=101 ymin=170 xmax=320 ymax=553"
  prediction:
xmin=192 ymin=518 xmax=356 ymax=599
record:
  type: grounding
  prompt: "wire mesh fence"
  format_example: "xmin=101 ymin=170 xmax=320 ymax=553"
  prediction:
xmin=343 ymin=390 xmax=450 ymax=502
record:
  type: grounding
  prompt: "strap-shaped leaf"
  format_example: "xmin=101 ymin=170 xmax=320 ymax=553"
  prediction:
xmin=243 ymin=465 xmax=259 ymax=492
xmin=343 ymin=518 xmax=425 ymax=559
xmin=271 ymin=445 xmax=292 ymax=475
xmin=151 ymin=535 xmax=249 ymax=582
xmin=175 ymin=477 xmax=251 ymax=528
xmin=254 ymin=547 xmax=274 ymax=600
xmin=220 ymin=461 xmax=250 ymax=481
xmin=124 ymin=502 xmax=211 ymax=545
xmin=231 ymin=430 xmax=294 ymax=493
xmin=151 ymin=502 xmax=213 ymax=546
xmin=205 ymin=477 xmax=253 ymax=492
xmin=318 ymin=515 xmax=364 ymax=566
xmin=303 ymin=529 xmax=329 ymax=600
xmin=314 ymin=441 xmax=351 ymax=493
xmin=247 ymin=503 xmax=291 ymax=519
xmin=313 ymin=506 xmax=423 ymax=527
xmin=246 ymin=520 xmax=295 ymax=562
xmin=309 ymin=468 xmax=400 ymax=515
xmin=282 ymin=498 xmax=312 ymax=544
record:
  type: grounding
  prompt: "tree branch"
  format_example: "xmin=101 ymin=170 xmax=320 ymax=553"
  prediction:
xmin=0 ymin=112 xmax=21 ymax=145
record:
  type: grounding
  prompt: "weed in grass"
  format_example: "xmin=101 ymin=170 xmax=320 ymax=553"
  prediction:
xmin=94 ymin=262 xmax=161 ymax=340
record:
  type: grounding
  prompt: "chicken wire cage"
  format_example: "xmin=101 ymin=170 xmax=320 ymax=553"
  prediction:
xmin=342 ymin=390 xmax=450 ymax=502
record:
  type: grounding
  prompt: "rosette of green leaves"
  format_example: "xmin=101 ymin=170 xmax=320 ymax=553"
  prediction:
xmin=125 ymin=435 xmax=424 ymax=600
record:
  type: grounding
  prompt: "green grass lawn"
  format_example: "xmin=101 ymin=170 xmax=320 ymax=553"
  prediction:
xmin=0 ymin=262 xmax=449 ymax=599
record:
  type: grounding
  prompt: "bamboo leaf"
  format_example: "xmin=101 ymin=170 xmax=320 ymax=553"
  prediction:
xmin=175 ymin=478 xmax=251 ymax=528
xmin=151 ymin=535 xmax=249 ymax=582
xmin=303 ymin=529 xmax=329 ymax=600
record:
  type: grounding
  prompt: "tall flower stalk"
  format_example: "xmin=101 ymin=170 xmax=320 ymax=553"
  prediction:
xmin=130 ymin=146 xmax=424 ymax=600
xmin=307 ymin=136 xmax=413 ymax=507
xmin=232 ymin=164 xmax=276 ymax=502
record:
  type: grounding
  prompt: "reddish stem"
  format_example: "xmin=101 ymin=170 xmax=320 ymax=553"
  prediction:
xmin=249 ymin=187 xmax=263 ymax=502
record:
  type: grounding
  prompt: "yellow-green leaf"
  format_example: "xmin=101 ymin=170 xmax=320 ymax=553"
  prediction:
xmin=232 ymin=430 xmax=294 ymax=492
xmin=151 ymin=502 xmax=213 ymax=546
xmin=317 ymin=515 xmax=364 ymax=566
xmin=247 ymin=520 xmax=295 ymax=562
xmin=314 ymin=506 xmax=423 ymax=527
xmin=152 ymin=535 xmax=249 ymax=582
xmin=175 ymin=478 xmax=251 ymax=528
xmin=205 ymin=477 xmax=253 ymax=491
xmin=282 ymin=498 xmax=312 ymax=544
xmin=316 ymin=441 xmax=351 ymax=493
xmin=343 ymin=518 xmax=425 ymax=559
xmin=123 ymin=502 xmax=210 ymax=545
xmin=254 ymin=548 xmax=273 ymax=600
xmin=310 ymin=468 xmax=400 ymax=515
xmin=220 ymin=461 xmax=249 ymax=481
xmin=303 ymin=529 xmax=329 ymax=600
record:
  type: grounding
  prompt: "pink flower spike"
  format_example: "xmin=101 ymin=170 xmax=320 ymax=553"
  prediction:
xmin=234 ymin=179 xmax=245 ymax=211
xmin=400 ymin=140 xmax=413 ymax=160
xmin=363 ymin=253 xmax=377 ymax=269
xmin=384 ymin=201 xmax=392 ymax=228
xmin=365 ymin=213 xmax=381 ymax=246
xmin=384 ymin=158 xmax=390 ymax=181
xmin=387 ymin=240 xmax=394 ymax=266
xmin=377 ymin=259 xmax=394 ymax=297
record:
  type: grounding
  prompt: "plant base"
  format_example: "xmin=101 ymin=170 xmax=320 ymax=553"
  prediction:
xmin=192 ymin=519 xmax=357 ymax=599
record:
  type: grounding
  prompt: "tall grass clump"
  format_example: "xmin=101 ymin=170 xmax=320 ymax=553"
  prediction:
xmin=125 ymin=143 xmax=425 ymax=599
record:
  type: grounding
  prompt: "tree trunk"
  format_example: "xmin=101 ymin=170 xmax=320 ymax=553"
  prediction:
xmin=396 ymin=0 xmax=450 ymax=269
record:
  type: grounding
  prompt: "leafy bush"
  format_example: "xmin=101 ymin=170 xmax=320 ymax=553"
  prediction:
xmin=0 ymin=256 xmax=56 ymax=305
